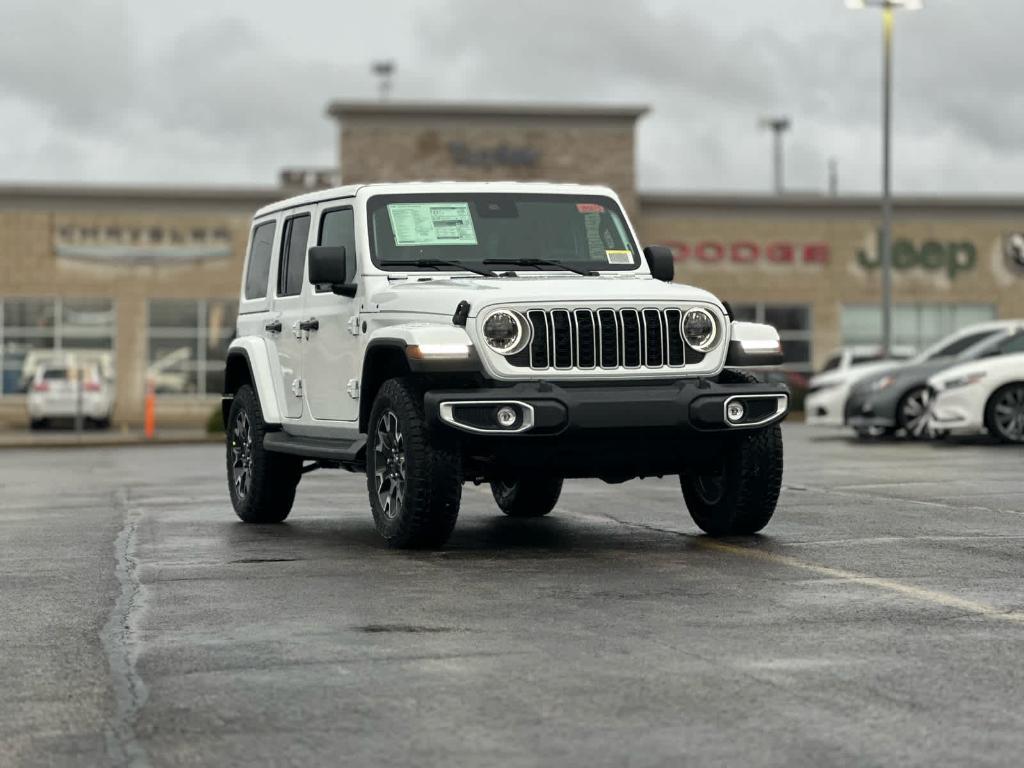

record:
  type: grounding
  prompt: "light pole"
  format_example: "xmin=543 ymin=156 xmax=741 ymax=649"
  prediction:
xmin=847 ymin=0 xmax=922 ymax=357
xmin=759 ymin=116 xmax=791 ymax=195
xmin=372 ymin=60 xmax=396 ymax=101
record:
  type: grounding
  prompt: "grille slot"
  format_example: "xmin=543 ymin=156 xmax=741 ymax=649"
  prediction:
xmin=503 ymin=306 xmax=700 ymax=372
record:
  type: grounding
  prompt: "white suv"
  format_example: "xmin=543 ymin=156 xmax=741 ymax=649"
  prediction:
xmin=223 ymin=182 xmax=789 ymax=548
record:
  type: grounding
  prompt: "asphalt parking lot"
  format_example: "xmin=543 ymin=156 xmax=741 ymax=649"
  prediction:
xmin=2 ymin=424 xmax=1023 ymax=767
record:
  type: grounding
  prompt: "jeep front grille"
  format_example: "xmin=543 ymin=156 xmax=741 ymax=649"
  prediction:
xmin=506 ymin=308 xmax=705 ymax=371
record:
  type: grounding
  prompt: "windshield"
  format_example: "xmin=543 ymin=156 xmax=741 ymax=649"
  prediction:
xmin=367 ymin=194 xmax=639 ymax=273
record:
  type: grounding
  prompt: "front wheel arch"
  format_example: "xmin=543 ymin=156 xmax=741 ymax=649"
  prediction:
xmin=984 ymin=382 xmax=1024 ymax=443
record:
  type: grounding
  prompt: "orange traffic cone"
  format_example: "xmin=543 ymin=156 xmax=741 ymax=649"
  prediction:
xmin=144 ymin=379 xmax=156 ymax=440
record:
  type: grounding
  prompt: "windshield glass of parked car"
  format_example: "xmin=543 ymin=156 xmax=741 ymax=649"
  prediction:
xmin=367 ymin=194 xmax=639 ymax=273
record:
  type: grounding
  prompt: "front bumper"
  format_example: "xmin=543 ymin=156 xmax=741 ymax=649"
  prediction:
xmin=844 ymin=388 xmax=898 ymax=429
xmin=805 ymin=384 xmax=850 ymax=427
xmin=424 ymin=379 xmax=789 ymax=437
xmin=928 ymin=388 xmax=984 ymax=433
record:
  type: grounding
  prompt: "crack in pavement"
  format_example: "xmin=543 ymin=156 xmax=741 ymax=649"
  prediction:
xmin=100 ymin=488 xmax=151 ymax=768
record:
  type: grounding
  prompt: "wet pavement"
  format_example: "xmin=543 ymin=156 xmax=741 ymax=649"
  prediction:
xmin=2 ymin=425 xmax=1023 ymax=767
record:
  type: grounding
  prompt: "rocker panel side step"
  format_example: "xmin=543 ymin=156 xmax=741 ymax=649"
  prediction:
xmin=263 ymin=432 xmax=366 ymax=464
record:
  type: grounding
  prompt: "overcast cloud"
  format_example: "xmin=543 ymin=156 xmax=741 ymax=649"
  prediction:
xmin=0 ymin=0 xmax=1021 ymax=195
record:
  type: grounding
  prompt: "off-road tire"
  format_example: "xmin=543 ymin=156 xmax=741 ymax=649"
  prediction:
xmin=367 ymin=377 xmax=462 ymax=549
xmin=491 ymin=477 xmax=563 ymax=518
xmin=680 ymin=369 xmax=784 ymax=536
xmin=226 ymin=385 xmax=301 ymax=524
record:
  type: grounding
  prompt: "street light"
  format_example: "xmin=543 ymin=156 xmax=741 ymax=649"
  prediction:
xmin=847 ymin=0 xmax=923 ymax=357
xmin=759 ymin=116 xmax=792 ymax=195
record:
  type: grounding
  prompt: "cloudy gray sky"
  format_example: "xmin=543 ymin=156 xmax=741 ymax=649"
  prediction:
xmin=1 ymin=0 xmax=1020 ymax=195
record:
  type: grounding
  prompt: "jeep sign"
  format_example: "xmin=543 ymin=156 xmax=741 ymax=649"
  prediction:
xmin=857 ymin=235 xmax=977 ymax=280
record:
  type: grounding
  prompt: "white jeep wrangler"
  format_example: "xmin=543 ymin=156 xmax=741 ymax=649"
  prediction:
xmin=223 ymin=182 xmax=789 ymax=548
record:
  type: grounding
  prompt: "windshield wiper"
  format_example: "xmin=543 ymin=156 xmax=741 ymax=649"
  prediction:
xmin=482 ymin=258 xmax=598 ymax=277
xmin=383 ymin=259 xmax=497 ymax=278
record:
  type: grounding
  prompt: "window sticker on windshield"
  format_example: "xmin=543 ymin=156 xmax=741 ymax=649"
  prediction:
xmin=387 ymin=203 xmax=478 ymax=247
xmin=606 ymin=250 xmax=634 ymax=265
xmin=577 ymin=203 xmax=605 ymax=214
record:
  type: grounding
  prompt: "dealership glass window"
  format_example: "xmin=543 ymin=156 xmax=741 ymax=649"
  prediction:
xmin=147 ymin=299 xmax=238 ymax=396
xmin=840 ymin=304 xmax=996 ymax=353
xmin=0 ymin=298 xmax=116 ymax=395
xmin=731 ymin=303 xmax=813 ymax=372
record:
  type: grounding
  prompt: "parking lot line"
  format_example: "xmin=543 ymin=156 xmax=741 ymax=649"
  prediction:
xmin=698 ymin=539 xmax=1024 ymax=624
xmin=555 ymin=504 xmax=1024 ymax=625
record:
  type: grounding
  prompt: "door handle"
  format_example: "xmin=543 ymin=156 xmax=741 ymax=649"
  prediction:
xmin=299 ymin=318 xmax=320 ymax=333
xmin=264 ymin=320 xmax=283 ymax=334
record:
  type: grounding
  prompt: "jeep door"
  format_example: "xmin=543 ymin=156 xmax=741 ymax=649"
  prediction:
xmin=270 ymin=207 xmax=314 ymax=420
xmin=301 ymin=202 xmax=360 ymax=422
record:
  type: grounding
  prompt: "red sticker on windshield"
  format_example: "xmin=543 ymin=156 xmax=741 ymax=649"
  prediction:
xmin=576 ymin=203 xmax=605 ymax=213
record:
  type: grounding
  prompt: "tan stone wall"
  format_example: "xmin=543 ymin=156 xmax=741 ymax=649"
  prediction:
xmin=340 ymin=115 xmax=639 ymax=215
xmin=0 ymin=208 xmax=252 ymax=428
xmin=637 ymin=208 xmax=1024 ymax=368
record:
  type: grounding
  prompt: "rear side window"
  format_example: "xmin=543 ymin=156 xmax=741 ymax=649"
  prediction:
xmin=244 ymin=221 xmax=276 ymax=300
xmin=317 ymin=208 xmax=356 ymax=292
xmin=929 ymin=331 xmax=997 ymax=359
xmin=277 ymin=214 xmax=311 ymax=297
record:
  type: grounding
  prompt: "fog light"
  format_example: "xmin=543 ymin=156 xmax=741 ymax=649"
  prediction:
xmin=495 ymin=406 xmax=518 ymax=428
xmin=726 ymin=401 xmax=746 ymax=424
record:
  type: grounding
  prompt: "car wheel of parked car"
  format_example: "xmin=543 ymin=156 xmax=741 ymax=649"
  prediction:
xmin=226 ymin=385 xmax=301 ymax=524
xmin=367 ymin=378 xmax=462 ymax=549
xmin=491 ymin=477 xmax=563 ymax=518
xmin=985 ymin=383 xmax=1024 ymax=444
xmin=680 ymin=370 xmax=784 ymax=536
xmin=897 ymin=387 xmax=933 ymax=440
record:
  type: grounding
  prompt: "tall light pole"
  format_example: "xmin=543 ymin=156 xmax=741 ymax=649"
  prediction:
xmin=847 ymin=0 xmax=922 ymax=356
xmin=759 ymin=116 xmax=791 ymax=195
xmin=372 ymin=60 xmax=396 ymax=101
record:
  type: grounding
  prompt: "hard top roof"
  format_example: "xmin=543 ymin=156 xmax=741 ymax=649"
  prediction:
xmin=252 ymin=181 xmax=618 ymax=219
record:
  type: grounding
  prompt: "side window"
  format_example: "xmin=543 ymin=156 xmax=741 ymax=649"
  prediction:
xmin=277 ymin=214 xmax=311 ymax=297
xmin=316 ymin=208 xmax=356 ymax=293
xmin=244 ymin=221 xmax=276 ymax=300
xmin=998 ymin=332 xmax=1024 ymax=355
xmin=930 ymin=331 xmax=996 ymax=358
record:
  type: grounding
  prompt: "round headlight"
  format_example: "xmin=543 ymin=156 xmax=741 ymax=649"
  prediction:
xmin=482 ymin=310 xmax=529 ymax=355
xmin=681 ymin=308 xmax=719 ymax=352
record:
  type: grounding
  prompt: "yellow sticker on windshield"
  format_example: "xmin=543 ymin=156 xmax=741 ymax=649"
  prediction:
xmin=606 ymin=250 xmax=633 ymax=265
xmin=387 ymin=203 xmax=478 ymax=247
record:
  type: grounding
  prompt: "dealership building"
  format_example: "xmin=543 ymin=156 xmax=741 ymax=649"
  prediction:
xmin=1 ymin=100 xmax=1022 ymax=427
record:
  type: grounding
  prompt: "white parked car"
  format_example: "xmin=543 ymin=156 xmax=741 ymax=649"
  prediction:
xmin=222 ymin=182 xmax=790 ymax=548
xmin=805 ymin=346 xmax=914 ymax=428
xmin=27 ymin=363 xmax=113 ymax=429
xmin=927 ymin=335 xmax=1024 ymax=443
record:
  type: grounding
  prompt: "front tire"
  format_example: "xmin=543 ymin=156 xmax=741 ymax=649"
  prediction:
xmin=491 ymin=477 xmax=563 ymax=518
xmin=985 ymin=384 xmax=1024 ymax=444
xmin=680 ymin=424 xmax=784 ymax=536
xmin=226 ymin=385 xmax=301 ymax=523
xmin=896 ymin=386 xmax=933 ymax=440
xmin=367 ymin=378 xmax=462 ymax=549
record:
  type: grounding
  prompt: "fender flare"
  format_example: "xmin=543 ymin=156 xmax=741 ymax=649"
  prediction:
xmin=224 ymin=338 xmax=282 ymax=425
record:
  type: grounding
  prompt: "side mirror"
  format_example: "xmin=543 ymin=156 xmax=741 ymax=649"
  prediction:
xmin=643 ymin=246 xmax=675 ymax=283
xmin=308 ymin=246 xmax=357 ymax=297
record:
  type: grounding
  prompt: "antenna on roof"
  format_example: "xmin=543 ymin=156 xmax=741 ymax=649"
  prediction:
xmin=372 ymin=61 xmax=396 ymax=101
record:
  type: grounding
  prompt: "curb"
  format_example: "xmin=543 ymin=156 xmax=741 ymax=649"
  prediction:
xmin=0 ymin=434 xmax=223 ymax=450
